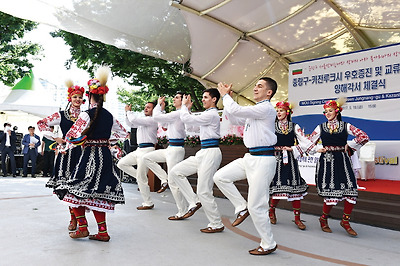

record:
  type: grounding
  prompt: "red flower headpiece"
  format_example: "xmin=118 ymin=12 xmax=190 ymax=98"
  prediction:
xmin=275 ymin=101 xmax=293 ymax=114
xmin=323 ymin=100 xmax=342 ymax=113
xmin=87 ymin=78 xmax=109 ymax=95
xmin=67 ymin=85 xmax=85 ymax=102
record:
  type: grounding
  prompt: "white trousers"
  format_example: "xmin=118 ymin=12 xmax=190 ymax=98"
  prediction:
xmin=142 ymin=146 xmax=188 ymax=216
xmin=169 ymin=147 xmax=223 ymax=228
xmin=117 ymin=147 xmax=155 ymax=206
xmin=214 ymin=153 xmax=277 ymax=249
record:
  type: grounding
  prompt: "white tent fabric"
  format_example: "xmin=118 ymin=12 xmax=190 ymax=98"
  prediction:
xmin=0 ymin=0 xmax=190 ymax=63
xmin=1 ymin=0 xmax=400 ymax=104
xmin=0 ymin=91 xmax=59 ymax=118
xmin=0 ymin=75 xmax=59 ymax=118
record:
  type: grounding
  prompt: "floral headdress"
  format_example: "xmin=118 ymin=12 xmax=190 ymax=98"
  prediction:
xmin=275 ymin=101 xmax=293 ymax=115
xmin=65 ymin=80 xmax=85 ymax=102
xmin=323 ymin=98 xmax=346 ymax=113
xmin=87 ymin=66 xmax=110 ymax=96
xmin=87 ymin=79 xmax=109 ymax=95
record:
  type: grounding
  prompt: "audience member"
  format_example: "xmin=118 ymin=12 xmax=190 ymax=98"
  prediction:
xmin=0 ymin=122 xmax=17 ymax=177
xmin=22 ymin=126 xmax=40 ymax=177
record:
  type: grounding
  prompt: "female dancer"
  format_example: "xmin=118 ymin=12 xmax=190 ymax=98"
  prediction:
xmin=37 ymin=81 xmax=85 ymax=231
xmin=309 ymin=99 xmax=369 ymax=236
xmin=269 ymin=101 xmax=312 ymax=230
xmin=62 ymin=67 xmax=127 ymax=242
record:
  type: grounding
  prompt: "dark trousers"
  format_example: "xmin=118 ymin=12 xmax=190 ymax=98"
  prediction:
xmin=42 ymin=150 xmax=55 ymax=176
xmin=1 ymin=146 xmax=16 ymax=175
xmin=23 ymin=149 xmax=37 ymax=176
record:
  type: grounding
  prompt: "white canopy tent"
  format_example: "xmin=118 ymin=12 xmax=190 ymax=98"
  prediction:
xmin=0 ymin=70 xmax=59 ymax=118
xmin=1 ymin=0 xmax=400 ymax=104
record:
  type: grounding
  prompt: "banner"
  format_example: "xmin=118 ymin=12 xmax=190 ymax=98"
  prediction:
xmin=289 ymin=43 xmax=400 ymax=180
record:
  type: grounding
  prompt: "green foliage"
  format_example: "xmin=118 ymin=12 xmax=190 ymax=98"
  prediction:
xmin=157 ymin=136 xmax=168 ymax=145
xmin=0 ymin=12 xmax=41 ymax=86
xmin=51 ymin=30 xmax=206 ymax=111
xmin=219 ymin=134 xmax=244 ymax=145
xmin=185 ymin=135 xmax=201 ymax=147
xmin=183 ymin=134 xmax=244 ymax=147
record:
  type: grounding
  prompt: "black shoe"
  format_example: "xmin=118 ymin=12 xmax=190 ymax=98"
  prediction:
xmin=31 ymin=175 xmax=36 ymax=178
xmin=12 ymin=174 xmax=16 ymax=178
xmin=22 ymin=175 xmax=27 ymax=177
xmin=3 ymin=174 xmax=6 ymax=177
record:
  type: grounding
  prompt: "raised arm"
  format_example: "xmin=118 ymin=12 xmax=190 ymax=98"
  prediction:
xmin=153 ymin=104 xmax=180 ymax=123
xmin=223 ymin=95 xmax=275 ymax=119
xmin=180 ymin=105 xmax=216 ymax=126
xmin=37 ymin=112 xmax=61 ymax=139
xmin=293 ymin=124 xmax=315 ymax=157
xmin=126 ymin=111 xmax=156 ymax=126
xmin=110 ymin=117 xmax=128 ymax=144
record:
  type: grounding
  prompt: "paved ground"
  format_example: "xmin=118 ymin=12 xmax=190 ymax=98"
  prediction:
xmin=1 ymin=177 xmax=399 ymax=266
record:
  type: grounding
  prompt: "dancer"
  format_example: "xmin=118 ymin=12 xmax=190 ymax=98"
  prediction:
xmin=117 ymin=101 xmax=159 ymax=210
xmin=169 ymin=89 xmax=223 ymax=232
xmin=62 ymin=67 xmax=127 ymax=241
xmin=269 ymin=101 xmax=312 ymax=230
xmin=37 ymin=81 xmax=85 ymax=231
xmin=214 ymin=78 xmax=278 ymax=255
xmin=142 ymin=93 xmax=189 ymax=219
xmin=309 ymin=99 xmax=369 ymax=236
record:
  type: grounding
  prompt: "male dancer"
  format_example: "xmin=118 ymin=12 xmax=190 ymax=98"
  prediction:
xmin=169 ymin=88 xmax=224 ymax=232
xmin=142 ymin=92 xmax=188 ymax=219
xmin=117 ymin=101 xmax=160 ymax=210
xmin=214 ymin=78 xmax=278 ymax=255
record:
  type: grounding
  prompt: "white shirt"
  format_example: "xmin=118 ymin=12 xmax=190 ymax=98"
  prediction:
xmin=4 ymin=127 xmax=11 ymax=146
xmin=222 ymin=95 xmax=276 ymax=148
xmin=126 ymin=111 xmax=158 ymax=144
xmin=153 ymin=104 xmax=186 ymax=139
xmin=180 ymin=105 xmax=220 ymax=141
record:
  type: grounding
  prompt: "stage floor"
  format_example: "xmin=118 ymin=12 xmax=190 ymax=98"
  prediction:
xmin=1 ymin=177 xmax=400 ymax=266
xmin=357 ymin=179 xmax=400 ymax=195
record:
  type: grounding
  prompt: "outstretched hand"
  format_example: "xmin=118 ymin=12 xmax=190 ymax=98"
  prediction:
xmin=182 ymin=94 xmax=192 ymax=108
xmin=158 ymin=96 xmax=166 ymax=110
xmin=125 ymin=104 xmax=132 ymax=112
xmin=217 ymin=82 xmax=232 ymax=97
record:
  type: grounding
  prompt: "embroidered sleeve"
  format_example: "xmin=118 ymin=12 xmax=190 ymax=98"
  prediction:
xmin=110 ymin=117 xmax=128 ymax=143
xmin=293 ymin=124 xmax=314 ymax=158
xmin=37 ymin=112 xmax=61 ymax=139
xmin=306 ymin=125 xmax=321 ymax=155
xmin=347 ymin=123 xmax=369 ymax=150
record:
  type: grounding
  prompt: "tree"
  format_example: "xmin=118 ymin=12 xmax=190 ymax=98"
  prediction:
xmin=0 ymin=12 xmax=41 ymax=86
xmin=51 ymin=30 xmax=206 ymax=111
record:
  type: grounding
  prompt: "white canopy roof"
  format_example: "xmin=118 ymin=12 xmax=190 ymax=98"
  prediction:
xmin=1 ymin=0 xmax=399 ymax=104
xmin=0 ymin=71 xmax=59 ymax=117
